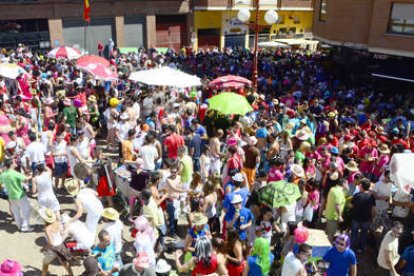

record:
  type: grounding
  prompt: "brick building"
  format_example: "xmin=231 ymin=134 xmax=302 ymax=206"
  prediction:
xmin=0 ymin=0 xmax=190 ymax=53
xmin=313 ymin=0 xmax=414 ymax=82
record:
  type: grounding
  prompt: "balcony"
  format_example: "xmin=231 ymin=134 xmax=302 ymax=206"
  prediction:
xmin=194 ymin=0 xmax=233 ymax=8
xmin=279 ymin=0 xmax=313 ymax=10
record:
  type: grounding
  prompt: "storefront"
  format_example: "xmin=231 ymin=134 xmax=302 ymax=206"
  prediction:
xmin=0 ymin=19 xmax=50 ymax=50
xmin=124 ymin=16 xmax=146 ymax=48
xmin=193 ymin=10 xmax=313 ymax=50
xmin=62 ymin=18 xmax=116 ymax=53
xmin=156 ymin=15 xmax=186 ymax=51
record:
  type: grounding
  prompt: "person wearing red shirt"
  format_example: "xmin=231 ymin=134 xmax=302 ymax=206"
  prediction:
xmin=164 ymin=124 xmax=184 ymax=159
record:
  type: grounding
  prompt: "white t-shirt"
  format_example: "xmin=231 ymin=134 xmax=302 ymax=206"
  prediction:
xmin=377 ymin=231 xmax=400 ymax=270
xmin=103 ymin=220 xmax=124 ymax=253
xmin=53 ymin=140 xmax=67 ymax=163
xmin=139 ymin=144 xmax=158 ymax=171
xmin=373 ymin=181 xmax=392 ymax=211
xmin=392 ymin=190 xmax=411 ymax=218
xmin=67 ymin=220 xmax=95 ymax=250
xmin=77 ymin=188 xmax=104 ymax=216
xmin=282 ymin=252 xmax=303 ymax=276
xmin=116 ymin=122 xmax=131 ymax=141
xmin=25 ymin=141 xmax=46 ymax=163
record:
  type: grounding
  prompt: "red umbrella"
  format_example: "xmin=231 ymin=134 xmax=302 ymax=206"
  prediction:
xmin=76 ymin=55 xmax=117 ymax=80
xmin=47 ymin=46 xmax=82 ymax=59
xmin=209 ymin=75 xmax=252 ymax=89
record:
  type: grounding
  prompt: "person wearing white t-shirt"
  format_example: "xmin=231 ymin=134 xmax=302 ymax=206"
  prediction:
xmin=65 ymin=181 xmax=103 ymax=236
xmin=372 ymin=172 xmax=393 ymax=232
xmin=392 ymin=189 xmax=411 ymax=222
xmin=139 ymin=135 xmax=159 ymax=172
xmin=102 ymin=208 xmax=124 ymax=260
xmin=281 ymin=243 xmax=312 ymax=276
xmin=25 ymin=132 xmax=46 ymax=173
xmin=377 ymin=221 xmax=403 ymax=276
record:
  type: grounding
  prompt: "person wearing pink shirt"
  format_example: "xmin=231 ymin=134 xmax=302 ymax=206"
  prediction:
xmin=358 ymin=142 xmax=378 ymax=180
xmin=373 ymin=143 xmax=390 ymax=180
xmin=267 ymin=158 xmax=285 ymax=182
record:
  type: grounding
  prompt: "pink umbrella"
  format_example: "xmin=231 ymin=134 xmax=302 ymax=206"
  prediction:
xmin=47 ymin=46 xmax=82 ymax=59
xmin=209 ymin=75 xmax=252 ymax=89
xmin=76 ymin=55 xmax=117 ymax=80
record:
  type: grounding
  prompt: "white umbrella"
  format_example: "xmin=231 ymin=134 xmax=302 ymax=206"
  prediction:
xmin=258 ymin=41 xmax=290 ymax=48
xmin=0 ymin=63 xmax=25 ymax=79
xmin=129 ymin=66 xmax=202 ymax=87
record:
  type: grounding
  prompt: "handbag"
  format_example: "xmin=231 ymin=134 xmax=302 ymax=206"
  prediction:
xmin=303 ymin=204 xmax=314 ymax=223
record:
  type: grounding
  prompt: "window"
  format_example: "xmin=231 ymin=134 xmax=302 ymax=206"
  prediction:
xmin=277 ymin=15 xmax=285 ymax=24
xmin=319 ymin=0 xmax=327 ymax=22
xmin=387 ymin=3 xmax=414 ymax=36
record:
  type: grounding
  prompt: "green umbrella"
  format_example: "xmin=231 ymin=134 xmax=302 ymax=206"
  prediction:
xmin=208 ymin=92 xmax=253 ymax=115
xmin=258 ymin=181 xmax=302 ymax=208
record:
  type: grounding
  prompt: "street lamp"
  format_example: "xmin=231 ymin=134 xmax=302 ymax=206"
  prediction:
xmin=238 ymin=4 xmax=278 ymax=93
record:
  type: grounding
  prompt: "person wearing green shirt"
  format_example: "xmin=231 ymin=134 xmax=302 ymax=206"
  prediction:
xmin=63 ymin=98 xmax=78 ymax=134
xmin=325 ymin=178 xmax=346 ymax=242
xmin=0 ymin=158 xmax=33 ymax=232
xmin=178 ymin=145 xmax=193 ymax=187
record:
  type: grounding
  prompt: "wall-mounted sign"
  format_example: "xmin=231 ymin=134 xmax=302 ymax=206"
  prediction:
xmin=223 ymin=15 xmax=248 ymax=35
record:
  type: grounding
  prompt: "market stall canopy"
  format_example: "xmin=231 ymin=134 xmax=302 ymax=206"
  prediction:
xmin=389 ymin=153 xmax=414 ymax=193
xmin=258 ymin=41 xmax=291 ymax=48
xmin=0 ymin=63 xmax=25 ymax=79
xmin=76 ymin=55 xmax=117 ymax=80
xmin=208 ymin=92 xmax=253 ymax=115
xmin=47 ymin=46 xmax=82 ymax=59
xmin=275 ymin=38 xmax=319 ymax=52
xmin=208 ymin=75 xmax=252 ymax=90
xmin=129 ymin=66 xmax=202 ymax=87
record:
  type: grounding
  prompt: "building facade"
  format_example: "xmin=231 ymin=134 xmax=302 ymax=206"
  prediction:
xmin=313 ymin=0 xmax=414 ymax=58
xmin=192 ymin=0 xmax=314 ymax=50
xmin=0 ymin=0 xmax=190 ymax=53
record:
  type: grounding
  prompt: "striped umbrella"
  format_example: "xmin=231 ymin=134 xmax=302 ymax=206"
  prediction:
xmin=47 ymin=46 xmax=82 ymax=59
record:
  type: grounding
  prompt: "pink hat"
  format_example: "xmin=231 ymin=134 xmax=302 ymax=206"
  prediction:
xmin=0 ymin=259 xmax=23 ymax=276
xmin=294 ymin=227 xmax=309 ymax=244
xmin=227 ymin=137 xmax=238 ymax=147
xmin=73 ymin=99 xmax=83 ymax=108
xmin=133 ymin=252 xmax=150 ymax=269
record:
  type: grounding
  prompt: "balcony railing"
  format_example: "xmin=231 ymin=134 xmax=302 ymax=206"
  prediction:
xmin=194 ymin=0 xmax=313 ymax=9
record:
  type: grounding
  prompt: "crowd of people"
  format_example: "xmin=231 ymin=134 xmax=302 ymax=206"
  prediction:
xmin=0 ymin=42 xmax=414 ymax=276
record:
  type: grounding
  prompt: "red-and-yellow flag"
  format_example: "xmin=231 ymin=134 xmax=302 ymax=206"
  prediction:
xmin=83 ymin=0 xmax=91 ymax=22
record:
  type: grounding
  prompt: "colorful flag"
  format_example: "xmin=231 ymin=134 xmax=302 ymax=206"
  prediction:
xmin=83 ymin=0 xmax=91 ymax=22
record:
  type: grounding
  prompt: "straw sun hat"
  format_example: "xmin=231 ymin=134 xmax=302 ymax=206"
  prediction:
xmin=64 ymin=179 xmax=80 ymax=196
xmin=102 ymin=208 xmax=120 ymax=221
xmin=38 ymin=208 xmax=57 ymax=224
xmin=191 ymin=213 xmax=208 ymax=226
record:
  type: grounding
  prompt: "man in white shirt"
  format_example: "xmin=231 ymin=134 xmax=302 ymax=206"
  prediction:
xmin=281 ymin=243 xmax=312 ymax=276
xmin=372 ymin=171 xmax=393 ymax=232
xmin=25 ymin=132 xmax=46 ymax=173
xmin=139 ymin=134 xmax=159 ymax=171
xmin=377 ymin=221 xmax=403 ymax=276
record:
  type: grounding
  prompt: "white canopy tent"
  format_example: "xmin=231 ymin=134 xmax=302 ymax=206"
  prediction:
xmin=275 ymin=38 xmax=319 ymax=52
xmin=129 ymin=66 xmax=202 ymax=87
xmin=258 ymin=41 xmax=291 ymax=48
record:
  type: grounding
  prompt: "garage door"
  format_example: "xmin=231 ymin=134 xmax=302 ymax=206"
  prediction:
xmin=124 ymin=16 xmax=146 ymax=48
xmin=63 ymin=18 xmax=115 ymax=54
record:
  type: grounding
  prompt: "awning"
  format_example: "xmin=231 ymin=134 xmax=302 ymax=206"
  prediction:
xmin=275 ymin=38 xmax=319 ymax=46
xmin=258 ymin=41 xmax=290 ymax=48
xmin=371 ymin=60 xmax=414 ymax=83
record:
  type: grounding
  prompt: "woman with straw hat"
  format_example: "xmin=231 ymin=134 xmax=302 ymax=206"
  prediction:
xmin=39 ymin=208 xmax=73 ymax=276
xmin=373 ymin=143 xmax=390 ymax=180
xmin=184 ymin=212 xmax=212 ymax=258
xmin=85 ymin=95 xmax=100 ymax=129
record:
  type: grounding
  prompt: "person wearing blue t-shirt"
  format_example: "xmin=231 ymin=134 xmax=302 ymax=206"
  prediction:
xmin=323 ymin=234 xmax=357 ymax=276
xmin=396 ymin=230 xmax=414 ymax=276
xmin=92 ymin=230 xmax=119 ymax=276
xmin=227 ymin=194 xmax=253 ymax=241
xmin=222 ymin=173 xmax=250 ymax=224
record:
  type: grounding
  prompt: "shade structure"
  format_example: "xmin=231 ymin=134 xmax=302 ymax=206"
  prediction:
xmin=76 ymin=55 xmax=117 ymax=80
xmin=258 ymin=180 xmax=302 ymax=208
xmin=208 ymin=92 xmax=253 ymax=115
xmin=258 ymin=41 xmax=290 ymax=48
xmin=0 ymin=63 xmax=25 ymax=79
xmin=47 ymin=46 xmax=82 ymax=59
xmin=208 ymin=75 xmax=252 ymax=90
xmin=129 ymin=66 xmax=202 ymax=87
